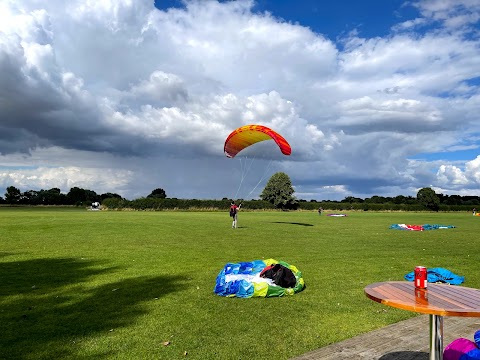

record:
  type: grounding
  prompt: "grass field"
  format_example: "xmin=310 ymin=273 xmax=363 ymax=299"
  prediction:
xmin=1 ymin=208 xmax=479 ymax=359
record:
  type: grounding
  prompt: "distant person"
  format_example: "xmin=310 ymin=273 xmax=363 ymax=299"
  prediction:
xmin=230 ymin=202 xmax=241 ymax=228
xmin=473 ymin=208 xmax=477 ymax=216
xmin=318 ymin=207 xmax=323 ymax=216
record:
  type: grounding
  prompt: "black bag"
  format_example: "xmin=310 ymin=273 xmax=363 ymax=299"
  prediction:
xmin=260 ymin=263 xmax=296 ymax=288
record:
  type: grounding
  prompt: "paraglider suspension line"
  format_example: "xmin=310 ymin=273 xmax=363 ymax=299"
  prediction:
xmin=234 ymin=156 xmax=273 ymax=200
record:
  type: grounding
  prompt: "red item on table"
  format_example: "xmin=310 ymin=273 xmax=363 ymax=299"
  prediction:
xmin=414 ymin=266 xmax=428 ymax=289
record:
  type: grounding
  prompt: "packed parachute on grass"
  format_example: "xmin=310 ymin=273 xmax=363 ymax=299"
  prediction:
xmin=214 ymin=259 xmax=304 ymax=298
xmin=389 ymin=224 xmax=456 ymax=231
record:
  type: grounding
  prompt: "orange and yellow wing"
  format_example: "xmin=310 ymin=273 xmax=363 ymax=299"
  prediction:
xmin=224 ymin=125 xmax=291 ymax=158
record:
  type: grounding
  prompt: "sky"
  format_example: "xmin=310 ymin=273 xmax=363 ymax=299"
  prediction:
xmin=1 ymin=0 xmax=480 ymax=201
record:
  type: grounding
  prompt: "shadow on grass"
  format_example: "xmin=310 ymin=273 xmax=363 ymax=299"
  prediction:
xmin=379 ymin=351 xmax=429 ymax=359
xmin=272 ymin=221 xmax=314 ymax=227
xmin=0 ymin=257 xmax=189 ymax=359
xmin=0 ymin=257 xmax=114 ymax=296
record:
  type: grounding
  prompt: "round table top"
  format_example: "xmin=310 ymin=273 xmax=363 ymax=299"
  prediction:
xmin=365 ymin=281 xmax=480 ymax=317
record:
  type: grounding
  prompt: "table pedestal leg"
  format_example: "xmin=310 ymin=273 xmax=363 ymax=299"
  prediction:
xmin=429 ymin=314 xmax=444 ymax=360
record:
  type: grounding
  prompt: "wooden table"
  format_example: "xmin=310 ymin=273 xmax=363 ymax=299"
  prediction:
xmin=364 ymin=281 xmax=480 ymax=360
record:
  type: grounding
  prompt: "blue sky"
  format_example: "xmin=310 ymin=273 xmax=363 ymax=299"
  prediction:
xmin=248 ymin=0 xmax=415 ymax=38
xmin=156 ymin=0 xmax=416 ymax=39
xmin=1 ymin=0 xmax=480 ymax=200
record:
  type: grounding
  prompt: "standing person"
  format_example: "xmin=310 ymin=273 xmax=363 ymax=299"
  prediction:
xmin=230 ymin=201 xmax=241 ymax=228
xmin=473 ymin=208 xmax=477 ymax=216
xmin=318 ymin=207 xmax=323 ymax=216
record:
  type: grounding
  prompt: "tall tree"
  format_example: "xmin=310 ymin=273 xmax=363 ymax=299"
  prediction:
xmin=417 ymin=187 xmax=440 ymax=211
xmin=5 ymin=186 xmax=21 ymax=204
xmin=260 ymin=172 xmax=297 ymax=209
xmin=66 ymin=187 xmax=98 ymax=205
xmin=39 ymin=188 xmax=66 ymax=205
xmin=147 ymin=188 xmax=167 ymax=199
xmin=21 ymin=190 xmax=40 ymax=205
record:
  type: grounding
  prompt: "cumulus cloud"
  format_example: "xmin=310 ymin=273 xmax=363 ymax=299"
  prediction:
xmin=0 ymin=0 xmax=479 ymax=200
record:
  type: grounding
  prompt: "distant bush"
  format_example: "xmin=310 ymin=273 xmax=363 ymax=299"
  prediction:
xmin=101 ymin=198 xmax=275 ymax=211
xmin=100 ymin=197 xmax=476 ymax=212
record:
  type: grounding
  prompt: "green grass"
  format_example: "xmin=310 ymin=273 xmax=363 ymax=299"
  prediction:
xmin=1 ymin=208 xmax=479 ymax=359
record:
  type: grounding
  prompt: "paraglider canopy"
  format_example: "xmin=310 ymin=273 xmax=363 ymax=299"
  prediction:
xmin=214 ymin=258 xmax=305 ymax=298
xmin=224 ymin=124 xmax=291 ymax=158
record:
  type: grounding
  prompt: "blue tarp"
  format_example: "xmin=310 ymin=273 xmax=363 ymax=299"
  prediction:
xmin=422 ymin=224 xmax=456 ymax=230
xmin=404 ymin=267 xmax=464 ymax=285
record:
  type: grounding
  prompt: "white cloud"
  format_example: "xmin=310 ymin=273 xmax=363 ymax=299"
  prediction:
xmin=465 ymin=156 xmax=480 ymax=182
xmin=436 ymin=164 xmax=468 ymax=185
xmin=0 ymin=166 xmax=133 ymax=195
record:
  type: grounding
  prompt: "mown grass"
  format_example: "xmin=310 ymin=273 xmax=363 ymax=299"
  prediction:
xmin=1 ymin=208 xmax=479 ymax=359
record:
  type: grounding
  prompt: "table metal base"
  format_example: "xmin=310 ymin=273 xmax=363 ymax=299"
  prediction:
xmin=429 ymin=314 xmax=444 ymax=360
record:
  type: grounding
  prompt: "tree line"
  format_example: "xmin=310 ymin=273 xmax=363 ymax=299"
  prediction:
xmin=1 ymin=172 xmax=479 ymax=212
xmin=0 ymin=186 xmax=123 ymax=206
